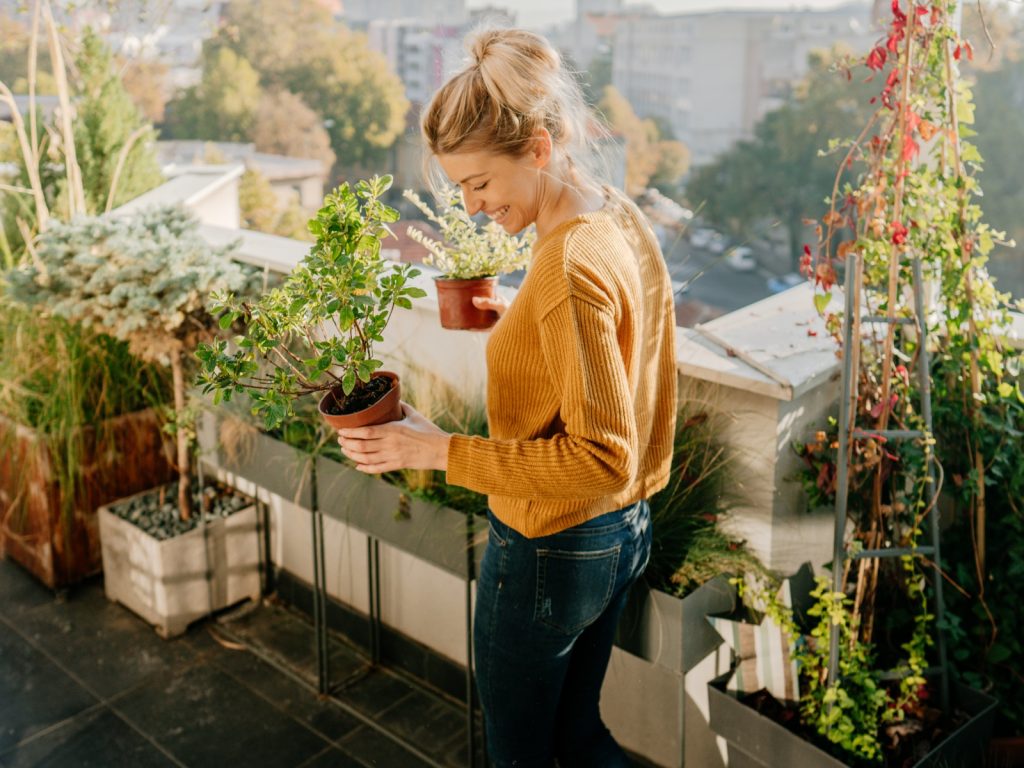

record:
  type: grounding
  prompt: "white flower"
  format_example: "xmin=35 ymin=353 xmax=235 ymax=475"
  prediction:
xmin=403 ymin=187 xmax=533 ymax=280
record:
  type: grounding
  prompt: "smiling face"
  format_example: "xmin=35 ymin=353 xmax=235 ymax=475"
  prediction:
xmin=436 ymin=145 xmax=547 ymax=236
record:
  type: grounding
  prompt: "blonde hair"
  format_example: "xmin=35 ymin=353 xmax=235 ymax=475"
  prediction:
xmin=421 ymin=28 xmax=608 ymax=190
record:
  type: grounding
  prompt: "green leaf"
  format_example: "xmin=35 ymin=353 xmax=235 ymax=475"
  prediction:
xmin=998 ymin=382 xmax=1014 ymax=399
xmin=813 ymin=292 xmax=831 ymax=315
xmin=342 ymin=368 xmax=356 ymax=395
xmin=218 ymin=313 xmax=234 ymax=330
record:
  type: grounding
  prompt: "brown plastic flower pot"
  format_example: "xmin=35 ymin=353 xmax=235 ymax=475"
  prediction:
xmin=318 ymin=371 xmax=403 ymax=430
xmin=434 ymin=276 xmax=499 ymax=330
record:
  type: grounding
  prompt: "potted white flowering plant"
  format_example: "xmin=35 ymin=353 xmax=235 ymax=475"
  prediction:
xmin=403 ymin=186 xmax=532 ymax=330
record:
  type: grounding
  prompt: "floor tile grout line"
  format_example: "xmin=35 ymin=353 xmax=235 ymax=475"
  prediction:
xmin=211 ymin=621 xmax=447 ymax=768
xmin=0 ymin=700 xmax=107 ymax=758
xmin=293 ymin=744 xmax=344 ymax=768
xmin=209 ymin=643 xmax=360 ymax=749
xmin=0 ymin=609 xmax=190 ymax=768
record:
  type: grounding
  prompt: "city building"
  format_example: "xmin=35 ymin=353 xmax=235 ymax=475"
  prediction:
xmin=612 ymin=3 xmax=876 ymax=165
xmin=342 ymin=0 xmax=466 ymax=27
xmin=367 ymin=19 xmax=465 ymax=107
xmin=156 ymin=141 xmax=328 ymax=211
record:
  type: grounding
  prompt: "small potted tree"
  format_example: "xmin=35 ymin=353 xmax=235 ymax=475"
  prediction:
xmin=403 ymin=186 xmax=531 ymax=330
xmin=8 ymin=205 xmax=260 ymax=637
xmin=198 ymin=175 xmax=426 ymax=431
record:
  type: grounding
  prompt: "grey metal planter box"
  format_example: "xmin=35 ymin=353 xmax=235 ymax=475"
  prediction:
xmin=708 ymin=671 xmax=998 ymax=768
xmin=605 ymin=576 xmax=737 ymax=767
xmin=315 ymin=455 xmax=484 ymax=580
xmin=202 ymin=419 xmax=313 ymax=509
xmin=199 ymin=413 xmax=485 ymax=578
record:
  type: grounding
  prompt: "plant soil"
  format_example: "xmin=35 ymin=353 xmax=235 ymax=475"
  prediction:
xmin=325 ymin=376 xmax=393 ymax=416
xmin=740 ymin=688 xmax=971 ymax=768
xmin=107 ymin=481 xmax=250 ymax=541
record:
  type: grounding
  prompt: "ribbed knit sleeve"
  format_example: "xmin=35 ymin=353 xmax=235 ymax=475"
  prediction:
xmin=446 ymin=293 xmax=638 ymax=500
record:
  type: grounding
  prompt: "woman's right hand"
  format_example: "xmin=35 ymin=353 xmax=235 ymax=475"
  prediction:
xmin=472 ymin=295 xmax=510 ymax=318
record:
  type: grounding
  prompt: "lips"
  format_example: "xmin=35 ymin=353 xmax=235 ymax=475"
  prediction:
xmin=488 ymin=205 xmax=510 ymax=225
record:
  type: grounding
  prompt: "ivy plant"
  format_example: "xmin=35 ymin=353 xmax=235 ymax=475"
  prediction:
xmin=785 ymin=0 xmax=1022 ymax=757
xmin=197 ymin=175 xmax=426 ymax=431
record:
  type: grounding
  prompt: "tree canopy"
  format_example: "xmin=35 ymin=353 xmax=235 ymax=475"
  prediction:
xmin=73 ymin=29 xmax=163 ymax=212
xmin=162 ymin=47 xmax=261 ymax=143
xmin=686 ymin=49 xmax=876 ymax=268
xmin=598 ymin=85 xmax=690 ymax=195
xmin=207 ymin=0 xmax=409 ymax=172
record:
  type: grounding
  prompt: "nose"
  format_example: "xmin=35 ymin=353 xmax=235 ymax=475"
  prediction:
xmin=461 ymin=189 xmax=484 ymax=216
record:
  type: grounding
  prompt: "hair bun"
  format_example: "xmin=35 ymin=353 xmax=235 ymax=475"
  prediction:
xmin=470 ymin=29 xmax=502 ymax=65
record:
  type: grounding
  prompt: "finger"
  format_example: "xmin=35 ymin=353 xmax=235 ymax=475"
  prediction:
xmin=337 ymin=426 xmax=378 ymax=440
xmin=471 ymin=296 xmax=502 ymax=311
xmin=353 ymin=460 xmax=396 ymax=475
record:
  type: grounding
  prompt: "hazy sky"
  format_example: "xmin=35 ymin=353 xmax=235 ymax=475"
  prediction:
xmin=467 ymin=0 xmax=868 ymax=29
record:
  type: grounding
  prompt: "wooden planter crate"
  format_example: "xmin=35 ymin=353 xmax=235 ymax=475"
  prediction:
xmin=0 ymin=409 xmax=174 ymax=589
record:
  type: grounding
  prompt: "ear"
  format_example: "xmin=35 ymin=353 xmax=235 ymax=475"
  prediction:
xmin=529 ymin=128 xmax=553 ymax=169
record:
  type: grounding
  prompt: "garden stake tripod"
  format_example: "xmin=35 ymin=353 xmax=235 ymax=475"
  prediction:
xmin=828 ymin=248 xmax=950 ymax=715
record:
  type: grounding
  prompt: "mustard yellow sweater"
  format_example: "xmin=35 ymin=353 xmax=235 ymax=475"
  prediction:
xmin=446 ymin=190 xmax=678 ymax=538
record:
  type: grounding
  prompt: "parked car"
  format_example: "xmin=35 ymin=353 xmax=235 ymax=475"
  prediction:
xmin=767 ymin=272 xmax=806 ymax=293
xmin=689 ymin=227 xmax=719 ymax=249
xmin=725 ymin=246 xmax=756 ymax=271
xmin=707 ymin=233 xmax=729 ymax=254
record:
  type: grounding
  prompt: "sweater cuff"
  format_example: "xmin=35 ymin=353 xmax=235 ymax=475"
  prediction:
xmin=445 ymin=433 xmax=477 ymax=490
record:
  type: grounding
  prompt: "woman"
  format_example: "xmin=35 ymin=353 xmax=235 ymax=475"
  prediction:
xmin=336 ymin=28 xmax=677 ymax=767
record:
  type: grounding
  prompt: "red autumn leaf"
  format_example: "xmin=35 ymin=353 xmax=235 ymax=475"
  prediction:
xmin=867 ymin=46 xmax=887 ymax=70
xmin=906 ymin=109 xmax=921 ymax=133
xmin=964 ymin=40 xmax=974 ymax=61
xmin=918 ymin=120 xmax=937 ymax=141
xmin=930 ymin=5 xmax=941 ymax=25
xmin=887 ymin=31 xmax=903 ymax=53
xmin=891 ymin=0 xmax=907 ymax=23
xmin=823 ymin=210 xmax=844 ymax=227
xmin=954 ymin=44 xmax=961 ymax=60
xmin=815 ymin=262 xmax=837 ymax=290
xmin=807 ymin=329 xmax=819 ymax=337
xmin=901 ymin=135 xmax=919 ymax=163
xmin=891 ymin=221 xmax=909 ymax=244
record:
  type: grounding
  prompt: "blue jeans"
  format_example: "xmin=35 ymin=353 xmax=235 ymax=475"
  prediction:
xmin=474 ymin=500 xmax=652 ymax=768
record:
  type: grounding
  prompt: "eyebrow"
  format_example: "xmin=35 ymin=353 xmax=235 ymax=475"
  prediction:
xmin=458 ymin=171 xmax=486 ymax=184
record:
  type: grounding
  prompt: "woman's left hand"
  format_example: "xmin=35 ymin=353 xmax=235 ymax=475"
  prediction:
xmin=336 ymin=402 xmax=451 ymax=474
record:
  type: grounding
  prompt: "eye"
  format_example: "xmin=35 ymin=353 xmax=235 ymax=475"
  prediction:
xmin=472 ymin=181 xmax=489 ymax=192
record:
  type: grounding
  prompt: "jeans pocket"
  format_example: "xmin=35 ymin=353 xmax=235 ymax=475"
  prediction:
xmin=535 ymin=545 xmax=621 ymax=635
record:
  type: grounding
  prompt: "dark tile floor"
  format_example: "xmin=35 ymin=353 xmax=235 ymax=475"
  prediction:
xmin=0 ymin=558 xmax=482 ymax=768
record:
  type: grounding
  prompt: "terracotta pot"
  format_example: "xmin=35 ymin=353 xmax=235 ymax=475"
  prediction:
xmin=318 ymin=371 xmax=403 ymax=430
xmin=434 ymin=276 xmax=499 ymax=330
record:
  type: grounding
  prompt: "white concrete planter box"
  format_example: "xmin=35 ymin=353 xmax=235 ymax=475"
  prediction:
xmin=98 ymin=495 xmax=261 ymax=638
xmin=604 ymin=577 xmax=736 ymax=767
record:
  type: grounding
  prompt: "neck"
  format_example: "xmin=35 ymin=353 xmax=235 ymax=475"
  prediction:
xmin=533 ymin=161 xmax=603 ymax=240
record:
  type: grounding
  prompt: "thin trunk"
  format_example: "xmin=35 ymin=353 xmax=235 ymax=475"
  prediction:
xmin=170 ymin=350 xmax=191 ymax=521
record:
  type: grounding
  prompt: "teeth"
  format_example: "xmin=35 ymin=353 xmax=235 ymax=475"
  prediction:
xmin=492 ymin=206 xmax=509 ymax=222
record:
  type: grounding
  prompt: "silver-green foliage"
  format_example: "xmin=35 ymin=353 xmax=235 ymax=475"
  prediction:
xmin=197 ymin=175 xmax=426 ymax=430
xmin=8 ymin=206 xmax=247 ymax=364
